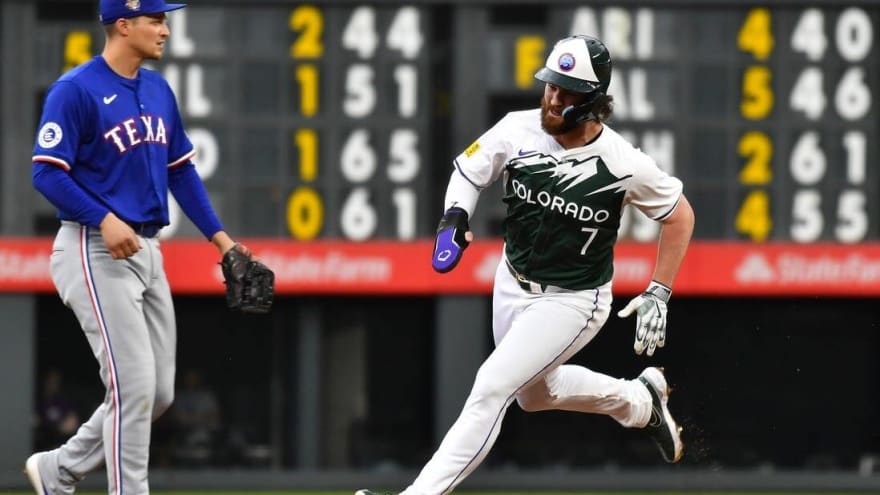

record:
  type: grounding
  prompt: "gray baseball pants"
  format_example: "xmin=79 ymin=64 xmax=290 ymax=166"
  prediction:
xmin=38 ymin=222 xmax=176 ymax=495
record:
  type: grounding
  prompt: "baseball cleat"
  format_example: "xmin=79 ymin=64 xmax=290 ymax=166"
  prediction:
xmin=24 ymin=452 xmax=49 ymax=495
xmin=638 ymin=367 xmax=684 ymax=463
xmin=355 ymin=490 xmax=392 ymax=495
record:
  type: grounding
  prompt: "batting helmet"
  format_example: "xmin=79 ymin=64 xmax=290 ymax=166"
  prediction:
xmin=534 ymin=35 xmax=612 ymax=125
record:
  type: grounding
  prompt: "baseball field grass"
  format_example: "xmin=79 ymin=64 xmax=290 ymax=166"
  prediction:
xmin=2 ymin=492 xmax=869 ymax=495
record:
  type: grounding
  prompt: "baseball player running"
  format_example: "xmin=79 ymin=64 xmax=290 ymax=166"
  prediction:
xmin=25 ymin=1 xmax=250 ymax=493
xmin=358 ymin=34 xmax=694 ymax=495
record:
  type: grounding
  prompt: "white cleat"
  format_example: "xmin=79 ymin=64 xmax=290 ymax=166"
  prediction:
xmin=24 ymin=452 xmax=48 ymax=495
xmin=638 ymin=367 xmax=684 ymax=463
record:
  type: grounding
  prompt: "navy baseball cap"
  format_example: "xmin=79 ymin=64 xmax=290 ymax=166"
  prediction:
xmin=99 ymin=0 xmax=186 ymax=25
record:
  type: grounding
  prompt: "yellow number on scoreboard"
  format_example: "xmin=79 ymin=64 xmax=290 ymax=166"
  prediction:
xmin=289 ymin=5 xmax=324 ymax=59
xmin=294 ymin=129 xmax=318 ymax=181
xmin=740 ymin=66 xmax=773 ymax=120
xmin=738 ymin=7 xmax=774 ymax=61
xmin=736 ymin=190 xmax=772 ymax=242
xmin=738 ymin=131 xmax=773 ymax=185
xmin=287 ymin=187 xmax=324 ymax=240
xmin=63 ymin=31 xmax=92 ymax=72
xmin=295 ymin=65 xmax=319 ymax=117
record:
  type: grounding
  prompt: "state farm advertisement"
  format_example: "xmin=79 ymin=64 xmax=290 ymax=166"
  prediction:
xmin=2 ymin=238 xmax=880 ymax=296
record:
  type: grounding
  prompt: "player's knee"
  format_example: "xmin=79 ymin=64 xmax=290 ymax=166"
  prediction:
xmin=516 ymin=394 xmax=550 ymax=412
xmin=471 ymin=369 xmax=517 ymax=404
xmin=515 ymin=386 xmax=555 ymax=412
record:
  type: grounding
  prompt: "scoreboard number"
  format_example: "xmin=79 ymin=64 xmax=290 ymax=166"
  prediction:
xmin=290 ymin=5 xmax=324 ymax=58
xmin=738 ymin=8 xmax=774 ymax=61
xmin=39 ymin=2 xmax=876 ymax=244
xmin=738 ymin=132 xmax=773 ymax=185
xmin=284 ymin=4 xmax=427 ymax=240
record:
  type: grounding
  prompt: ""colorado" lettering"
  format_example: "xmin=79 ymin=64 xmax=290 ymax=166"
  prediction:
xmin=511 ymin=178 xmax=610 ymax=223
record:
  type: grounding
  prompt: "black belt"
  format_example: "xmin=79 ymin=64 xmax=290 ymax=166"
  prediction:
xmin=126 ymin=222 xmax=162 ymax=238
xmin=505 ymin=260 xmax=546 ymax=293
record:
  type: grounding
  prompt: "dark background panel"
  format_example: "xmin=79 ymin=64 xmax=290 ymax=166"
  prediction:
xmin=34 ymin=294 xmax=880 ymax=469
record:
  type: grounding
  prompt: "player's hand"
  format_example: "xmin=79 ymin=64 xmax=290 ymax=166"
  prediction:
xmin=231 ymin=242 xmax=251 ymax=256
xmin=431 ymin=207 xmax=472 ymax=273
xmin=99 ymin=213 xmax=142 ymax=259
xmin=617 ymin=281 xmax=672 ymax=356
xmin=212 ymin=231 xmax=243 ymax=258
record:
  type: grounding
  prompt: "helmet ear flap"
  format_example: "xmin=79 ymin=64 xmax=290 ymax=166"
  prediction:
xmin=561 ymin=91 xmax=601 ymax=125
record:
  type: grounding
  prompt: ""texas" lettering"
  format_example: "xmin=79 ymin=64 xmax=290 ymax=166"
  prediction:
xmin=103 ymin=115 xmax=167 ymax=153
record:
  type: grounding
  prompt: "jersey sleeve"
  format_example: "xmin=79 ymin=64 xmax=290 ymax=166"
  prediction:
xmin=451 ymin=113 xmax=517 ymax=189
xmin=32 ymin=81 xmax=90 ymax=171
xmin=165 ymin=82 xmax=195 ymax=168
xmin=623 ymin=147 xmax=683 ymax=221
xmin=168 ymin=163 xmax=224 ymax=239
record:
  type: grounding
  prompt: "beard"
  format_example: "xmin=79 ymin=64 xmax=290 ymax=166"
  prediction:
xmin=540 ymin=98 xmax=575 ymax=135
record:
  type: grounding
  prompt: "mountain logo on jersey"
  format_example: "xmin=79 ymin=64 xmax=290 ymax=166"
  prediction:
xmin=103 ymin=116 xmax=167 ymax=153
xmin=506 ymin=153 xmax=630 ymax=225
xmin=509 ymin=153 xmax=630 ymax=196
xmin=38 ymin=122 xmax=63 ymax=149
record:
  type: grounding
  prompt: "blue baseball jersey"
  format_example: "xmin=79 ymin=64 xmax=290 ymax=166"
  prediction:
xmin=33 ymin=55 xmax=194 ymax=225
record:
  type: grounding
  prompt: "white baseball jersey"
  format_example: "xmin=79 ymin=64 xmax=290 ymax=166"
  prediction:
xmin=452 ymin=108 xmax=682 ymax=289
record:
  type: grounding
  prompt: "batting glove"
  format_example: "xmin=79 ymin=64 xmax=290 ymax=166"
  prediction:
xmin=617 ymin=281 xmax=672 ymax=356
xmin=431 ymin=207 xmax=470 ymax=273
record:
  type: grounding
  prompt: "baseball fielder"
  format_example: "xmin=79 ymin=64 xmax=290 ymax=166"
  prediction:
xmin=25 ymin=1 xmax=251 ymax=493
xmin=359 ymin=35 xmax=694 ymax=495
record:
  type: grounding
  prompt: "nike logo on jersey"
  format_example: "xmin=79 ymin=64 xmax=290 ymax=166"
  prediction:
xmin=104 ymin=116 xmax=167 ymax=153
xmin=103 ymin=94 xmax=118 ymax=104
xmin=517 ymin=149 xmax=537 ymax=156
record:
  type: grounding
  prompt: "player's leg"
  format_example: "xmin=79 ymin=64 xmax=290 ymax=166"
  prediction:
xmin=508 ymin=282 xmax=682 ymax=462
xmin=514 ymin=364 xmax=653 ymax=427
xmin=492 ymin=259 xmax=681 ymax=461
xmin=400 ymin=260 xmax=605 ymax=495
xmin=27 ymin=224 xmax=109 ymax=494
xmin=43 ymin=225 xmax=158 ymax=494
xmin=142 ymin=237 xmax=176 ymax=421
xmin=26 ymin=405 xmax=104 ymax=495
xmin=514 ymin=364 xmax=682 ymax=462
xmin=492 ymin=258 xmax=649 ymax=427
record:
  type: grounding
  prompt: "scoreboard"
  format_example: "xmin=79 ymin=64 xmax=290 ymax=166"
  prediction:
xmin=29 ymin=1 xmax=435 ymax=240
xmin=18 ymin=1 xmax=880 ymax=244
xmin=474 ymin=3 xmax=879 ymax=244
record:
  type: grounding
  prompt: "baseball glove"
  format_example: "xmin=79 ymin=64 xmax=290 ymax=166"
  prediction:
xmin=220 ymin=243 xmax=275 ymax=314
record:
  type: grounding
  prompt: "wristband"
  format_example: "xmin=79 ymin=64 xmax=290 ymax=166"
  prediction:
xmin=645 ymin=280 xmax=672 ymax=303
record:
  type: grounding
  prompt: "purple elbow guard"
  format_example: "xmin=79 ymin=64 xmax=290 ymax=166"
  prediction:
xmin=431 ymin=207 xmax=470 ymax=273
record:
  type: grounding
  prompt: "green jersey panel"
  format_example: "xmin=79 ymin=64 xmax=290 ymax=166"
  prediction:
xmin=447 ymin=110 xmax=683 ymax=291
xmin=503 ymin=152 xmax=628 ymax=289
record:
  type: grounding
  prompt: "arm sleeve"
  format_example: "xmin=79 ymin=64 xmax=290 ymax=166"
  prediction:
xmin=168 ymin=162 xmax=224 ymax=240
xmin=442 ymin=112 xmax=523 ymax=216
xmin=623 ymin=149 xmax=683 ymax=221
xmin=450 ymin=113 xmax=517 ymax=189
xmin=32 ymin=162 xmax=109 ymax=227
xmin=164 ymin=80 xmax=196 ymax=167
xmin=443 ymin=169 xmax=481 ymax=217
xmin=32 ymin=81 xmax=90 ymax=170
